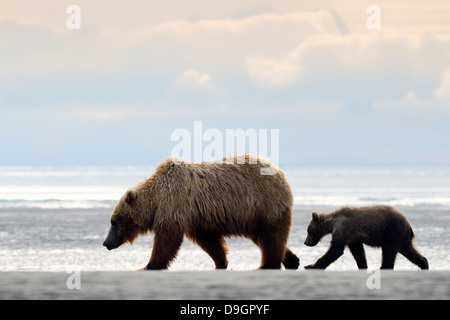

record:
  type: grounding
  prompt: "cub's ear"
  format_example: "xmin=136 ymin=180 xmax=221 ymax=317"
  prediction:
xmin=312 ymin=212 xmax=320 ymax=222
xmin=125 ymin=190 xmax=137 ymax=206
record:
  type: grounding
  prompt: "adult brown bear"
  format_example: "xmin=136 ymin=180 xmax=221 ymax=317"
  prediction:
xmin=304 ymin=205 xmax=429 ymax=270
xmin=103 ymin=154 xmax=299 ymax=270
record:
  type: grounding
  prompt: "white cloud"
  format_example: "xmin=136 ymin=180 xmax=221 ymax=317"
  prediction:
xmin=246 ymin=55 xmax=300 ymax=86
xmin=178 ymin=69 xmax=213 ymax=87
xmin=75 ymin=110 xmax=125 ymax=121
xmin=434 ymin=67 xmax=450 ymax=99
xmin=3 ymin=1 xmax=450 ymax=35
xmin=125 ymin=10 xmax=344 ymax=70
xmin=241 ymin=30 xmax=450 ymax=107
xmin=153 ymin=10 xmax=342 ymax=35
xmin=2 ymin=5 xmax=450 ymax=113
xmin=404 ymin=91 xmax=418 ymax=101
xmin=172 ymin=69 xmax=224 ymax=95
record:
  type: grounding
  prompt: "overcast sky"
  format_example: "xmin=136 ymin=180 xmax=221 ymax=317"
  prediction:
xmin=1 ymin=1 xmax=450 ymax=166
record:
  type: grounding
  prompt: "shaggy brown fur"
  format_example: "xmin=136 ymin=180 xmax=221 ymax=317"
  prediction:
xmin=103 ymin=154 xmax=299 ymax=270
xmin=304 ymin=205 xmax=429 ymax=270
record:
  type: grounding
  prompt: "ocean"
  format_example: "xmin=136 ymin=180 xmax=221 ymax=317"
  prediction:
xmin=0 ymin=166 xmax=449 ymax=271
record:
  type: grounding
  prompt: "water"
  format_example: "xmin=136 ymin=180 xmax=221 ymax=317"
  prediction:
xmin=0 ymin=166 xmax=449 ymax=271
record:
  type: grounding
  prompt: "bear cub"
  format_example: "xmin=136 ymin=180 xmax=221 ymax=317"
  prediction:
xmin=304 ymin=205 xmax=429 ymax=270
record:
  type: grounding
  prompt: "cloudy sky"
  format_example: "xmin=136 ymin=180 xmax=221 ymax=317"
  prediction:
xmin=1 ymin=0 xmax=450 ymax=166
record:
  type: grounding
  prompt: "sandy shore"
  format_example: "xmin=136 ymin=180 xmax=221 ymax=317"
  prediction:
xmin=1 ymin=270 xmax=448 ymax=300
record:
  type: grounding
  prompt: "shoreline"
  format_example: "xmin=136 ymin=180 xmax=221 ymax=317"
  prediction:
xmin=1 ymin=270 xmax=448 ymax=300
xmin=0 ymin=204 xmax=449 ymax=272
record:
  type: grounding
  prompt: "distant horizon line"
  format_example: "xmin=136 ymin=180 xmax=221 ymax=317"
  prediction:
xmin=1 ymin=163 xmax=450 ymax=168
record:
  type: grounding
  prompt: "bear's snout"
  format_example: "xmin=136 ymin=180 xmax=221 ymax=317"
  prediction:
xmin=304 ymin=241 xmax=315 ymax=247
xmin=103 ymin=224 xmax=124 ymax=250
xmin=103 ymin=236 xmax=123 ymax=250
xmin=304 ymin=236 xmax=317 ymax=247
xmin=103 ymin=240 xmax=112 ymax=250
xmin=103 ymin=238 xmax=114 ymax=250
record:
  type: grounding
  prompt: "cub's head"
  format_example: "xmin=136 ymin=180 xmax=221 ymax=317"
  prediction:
xmin=103 ymin=189 xmax=141 ymax=250
xmin=304 ymin=212 xmax=329 ymax=247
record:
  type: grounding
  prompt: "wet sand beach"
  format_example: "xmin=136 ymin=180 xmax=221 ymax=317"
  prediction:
xmin=1 ymin=270 xmax=448 ymax=300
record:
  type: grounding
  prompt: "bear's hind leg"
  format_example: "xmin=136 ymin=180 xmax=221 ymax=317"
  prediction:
xmin=254 ymin=212 xmax=291 ymax=269
xmin=283 ymin=247 xmax=300 ymax=270
xmin=255 ymin=234 xmax=285 ymax=269
xmin=400 ymin=243 xmax=429 ymax=270
xmin=348 ymin=243 xmax=368 ymax=269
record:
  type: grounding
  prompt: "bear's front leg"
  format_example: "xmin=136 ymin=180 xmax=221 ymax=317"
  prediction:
xmin=305 ymin=243 xmax=345 ymax=269
xmin=143 ymin=229 xmax=183 ymax=270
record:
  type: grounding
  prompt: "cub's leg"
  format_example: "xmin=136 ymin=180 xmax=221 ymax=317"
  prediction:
xmin=348 ymin=242 xmax=368 ymax=269
xmin=400 ymin=243 xmax=429 ymax=270
xmin=305 ymin=242 xmax=345 ymax=269
xmin=380 ymin=244 xmax=399 ymax=269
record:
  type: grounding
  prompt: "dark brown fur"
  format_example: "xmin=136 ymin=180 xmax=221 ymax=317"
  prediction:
xmin=103 ymin=154 xmax=300 ymax=270
xmin=304 ymin=205 xmax=429 ymax=270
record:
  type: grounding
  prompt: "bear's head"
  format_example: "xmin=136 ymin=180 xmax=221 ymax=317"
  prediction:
xmin=304 ymin=212 xmax=330 ymax=247
xmin=103 ymin=189 xmax=142 ymax=250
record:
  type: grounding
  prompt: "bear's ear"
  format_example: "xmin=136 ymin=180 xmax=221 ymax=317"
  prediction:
xmin=312 ymin=212 xmax=320 ymax=222
xmin=125 ymin=190 xmax=137 ymax=206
